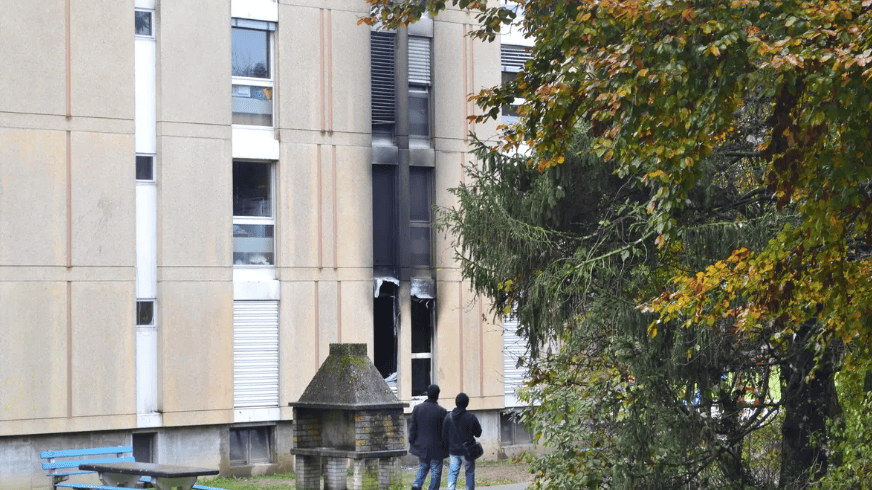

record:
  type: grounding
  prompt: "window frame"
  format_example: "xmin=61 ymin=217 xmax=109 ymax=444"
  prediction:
xmin=134 ymin=9 xmax=154 ymax=39
xmin=229 ymin=425 xmax=274 ymax=466
xmin=231 ymin=20 xmax=276 ymax=129
xmin=232 ymin=160 xmax=276 ymax=270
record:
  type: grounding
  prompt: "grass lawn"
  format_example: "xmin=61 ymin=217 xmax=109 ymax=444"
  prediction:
xmin=200 ymin=459 xmax=530 ymax=489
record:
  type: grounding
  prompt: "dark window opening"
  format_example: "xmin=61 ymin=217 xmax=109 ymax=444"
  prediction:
xmin=136 ymin=155 xmax=154 ymax=181
xmin=500 ymin=411 xmax=533 ymax=446
xmin=411 ymin=358 xmax=431 ymax=397
xmin=411 ymin=299 xmax=434 ymax=397
xmin=409 ymin=167 xmax=432 ymax=267
xmin=132 ymin=432 xmax=155 ymax=463
xmin=136 ymin=301 xmax=154 ymax=326
xmin=374 ymin=282 xmax=398 ymax=379
xmin=230 ymin=426 xmax=273 ymax=465
xmin=373 ymin=166 xmax=397 ymax=268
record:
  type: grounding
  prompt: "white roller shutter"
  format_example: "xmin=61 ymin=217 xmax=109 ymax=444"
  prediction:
xmin=503 ymin=316 xmax=527 ymax=407
xmin=501 ymin=44 xmax=530 ymax=73
xmin=233 ymin=300 xmax=279 ymax=408
xmin=408 ymin=36 xmax=431 ymax=85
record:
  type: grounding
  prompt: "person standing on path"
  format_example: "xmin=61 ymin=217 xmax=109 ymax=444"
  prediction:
xmin=409 ymin=384 xmax=449 ymax=490
xmin=443 ymin=392 xmax=482 ymax=490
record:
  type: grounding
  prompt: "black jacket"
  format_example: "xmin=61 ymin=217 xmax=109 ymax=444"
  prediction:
xmin=408 ymin=399 xmax=449 ymax=460
xmin=442 ymin=407 xmax=482 ymax=456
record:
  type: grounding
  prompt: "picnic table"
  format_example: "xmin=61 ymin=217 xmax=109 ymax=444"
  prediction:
xmin=78 ymin=462 xmax=219 ymax=490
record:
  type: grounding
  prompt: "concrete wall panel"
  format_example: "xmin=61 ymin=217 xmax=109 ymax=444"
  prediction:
xmin=71 ymin=131 xmax=135 ymax=267
xmin=0 ymin=129 xmax=67 ymax=266
xmin=71 ymin=281 xmax=136 ymax=417
xmin=0 ymin=282 xmax=68 ymax=423
xmin=338 ymin=279 xmax=373 ymax=350
xmin=277 ymin=5 xmax=321 ymax=131
xmin=329 ymin=10 xmax=370 ymax=135
xmin=433 ymin=150 xmax=464 ymax=270
xmin=432 ymin=21 xmax=466 ymax=142
xmin=159 ymin=136 xmax=232 ymax=268
xmin=70 ymin=0 xmax=134 ymax=119
xmin=335 ymin=144 xmax=371 ymax=268
xmin=159 ymin=0 xmax=231 ymax=125
xmin=280 ymin=281 xmax=319 ymax=404
xmin=434 ymin=280 xmax=461 ymax=397
xmin=278 ymin=143 xmax=319 ymax=268
xmin=160 ymin=281 xmax=233 ymax=414
xmin=0 ymin=0 xmax=66 ymax=116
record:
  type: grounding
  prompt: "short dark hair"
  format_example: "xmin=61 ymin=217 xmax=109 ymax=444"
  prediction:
xmin=427 ymin=384 xmax=440 ymax=400
xmin=455 ymin=392 xmax=469 ymax=408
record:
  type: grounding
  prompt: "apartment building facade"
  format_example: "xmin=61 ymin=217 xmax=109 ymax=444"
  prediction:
xmin=0 ymin=0 xmax=536 ymax=485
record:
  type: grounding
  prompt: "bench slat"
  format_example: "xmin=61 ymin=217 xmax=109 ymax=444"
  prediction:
xmin=193 ymin=485 xmax=230 ymax=490
xmin=56 ymin=483 xmax=141 ymax=490
xmin=41 ymin=446 xmax=133 ymax=459
xmin=44 ymin=456 xmax=135 ymax=470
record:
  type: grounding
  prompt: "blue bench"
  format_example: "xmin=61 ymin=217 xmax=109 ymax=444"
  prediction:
xmin=41 ymin=446 xmax=227 ymax=490
xmin=41 ymin=446 xmax=138 ymax=490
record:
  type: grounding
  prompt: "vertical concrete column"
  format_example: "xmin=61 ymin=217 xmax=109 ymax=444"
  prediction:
xmin=352 ymin=459 xmax=379 ymax=490
xmin=378 ymin=457 xmax=398 ymax=489
xmin=295 ymin=455 xmax=321 ymax=490
xmin=325 ymin=457 xmax=348 ymax=490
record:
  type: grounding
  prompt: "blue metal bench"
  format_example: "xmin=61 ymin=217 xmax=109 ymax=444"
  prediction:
xmin=41 ymin=446 xmax=137 ymax=490
xmin=41 ymin=446 xmax=227 ymax=490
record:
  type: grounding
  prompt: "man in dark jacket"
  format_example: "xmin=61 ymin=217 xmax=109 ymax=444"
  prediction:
xmin=442 ymin=392 xmax=482 ymax=490
xmin=409 ymin=384 xmax=448 ymax=490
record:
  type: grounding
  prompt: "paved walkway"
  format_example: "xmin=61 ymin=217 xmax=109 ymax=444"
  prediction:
xmin=483 ymin=484 xmax=529 ymax=490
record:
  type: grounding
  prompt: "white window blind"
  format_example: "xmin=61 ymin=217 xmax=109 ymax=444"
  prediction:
xmin=408 ymin=36 xmax=431 ymax=86
xmin=501 ymin=44 xmax=530 ymax=73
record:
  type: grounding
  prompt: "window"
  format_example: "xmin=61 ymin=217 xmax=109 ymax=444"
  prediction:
xmin=137 ymin=300 xmax=155 ymax=326
xmin=136 ymin=155 xmax=154 ymax=181
xmin=411 ymin=298 xmax=434 ymax=396
xmin=232 ymin=19 xmax=275 ymax=127
xmin=233 ymin=161 xmax=275 ymax=266
xmin=501 ymin=44 xmax=530 ymax=125
xmin=500 ymin=411 xmax=533 ymax=446
xmin=230 ymin=426 xmax=273 ymax=465
xmin=408 ymin=36 xmax=431 ymax=139
xmin=409 ymin=167 xmax=432 ymax=267
xmin=132 ymin=433 xmax=155 ymax=463
xmin=372 ymin=166 xmax=397 ymax=268
xmin=135 ymin=10 xmax=153 ymax=38
xmin=371 ymin=31 xmax=396 ymax=139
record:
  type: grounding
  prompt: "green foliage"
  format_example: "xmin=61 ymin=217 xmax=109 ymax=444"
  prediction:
xmin=819 ymin=359 xmax=872 ymax=489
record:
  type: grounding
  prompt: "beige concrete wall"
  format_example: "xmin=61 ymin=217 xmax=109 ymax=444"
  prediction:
xmin=159 ymin=0 xmax=232 ymax=125
xmin=70 ymin=281 xmax=136 ymax=417
xmin=0 ymin=128 xmax=67 ymax=266
xmin=0 ymin=1 xmax=66 ymax=116
xmin=158 ymin=136 xmax=233 ymax=270
xmin=71 ymin=132 xmax=135 ymax=266
xmin=0 ymin=282 xmax=68 ymax=425
xmin=160 ymin=281 xmax=234 ymax=422
xmin=70 ymin=0 xmax=134 ymax=120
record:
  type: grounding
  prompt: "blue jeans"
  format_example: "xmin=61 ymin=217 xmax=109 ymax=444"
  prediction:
xmin=413 ymin=457 xmax=444 ymax=490
xmin=446 ymin=454 xmax=475 ymax=490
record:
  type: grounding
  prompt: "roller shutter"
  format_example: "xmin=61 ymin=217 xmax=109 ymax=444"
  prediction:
xmin=371 ymin=31 xmax=396 ymax=125
xmin=233 ymin=300 xmax=279 ymax=408
xmin=408 ymin=36 xmax=431 ymax=85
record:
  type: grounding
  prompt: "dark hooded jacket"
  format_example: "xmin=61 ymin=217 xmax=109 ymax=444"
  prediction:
xmin=442 ymin=407 xmax=482 ymax=457
xmin=408 ymin=398 xmax=449 ymax=460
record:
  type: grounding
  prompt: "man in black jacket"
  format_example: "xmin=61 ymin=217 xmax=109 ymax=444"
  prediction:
xmin=442 ymin=392 xmax=482 ymax=490
xmin=409 ymin=384 xmax=448 ymax=490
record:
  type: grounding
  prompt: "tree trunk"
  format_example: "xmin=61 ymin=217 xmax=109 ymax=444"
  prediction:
xmin=778 ymin=335 xmax=839 ymax=488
